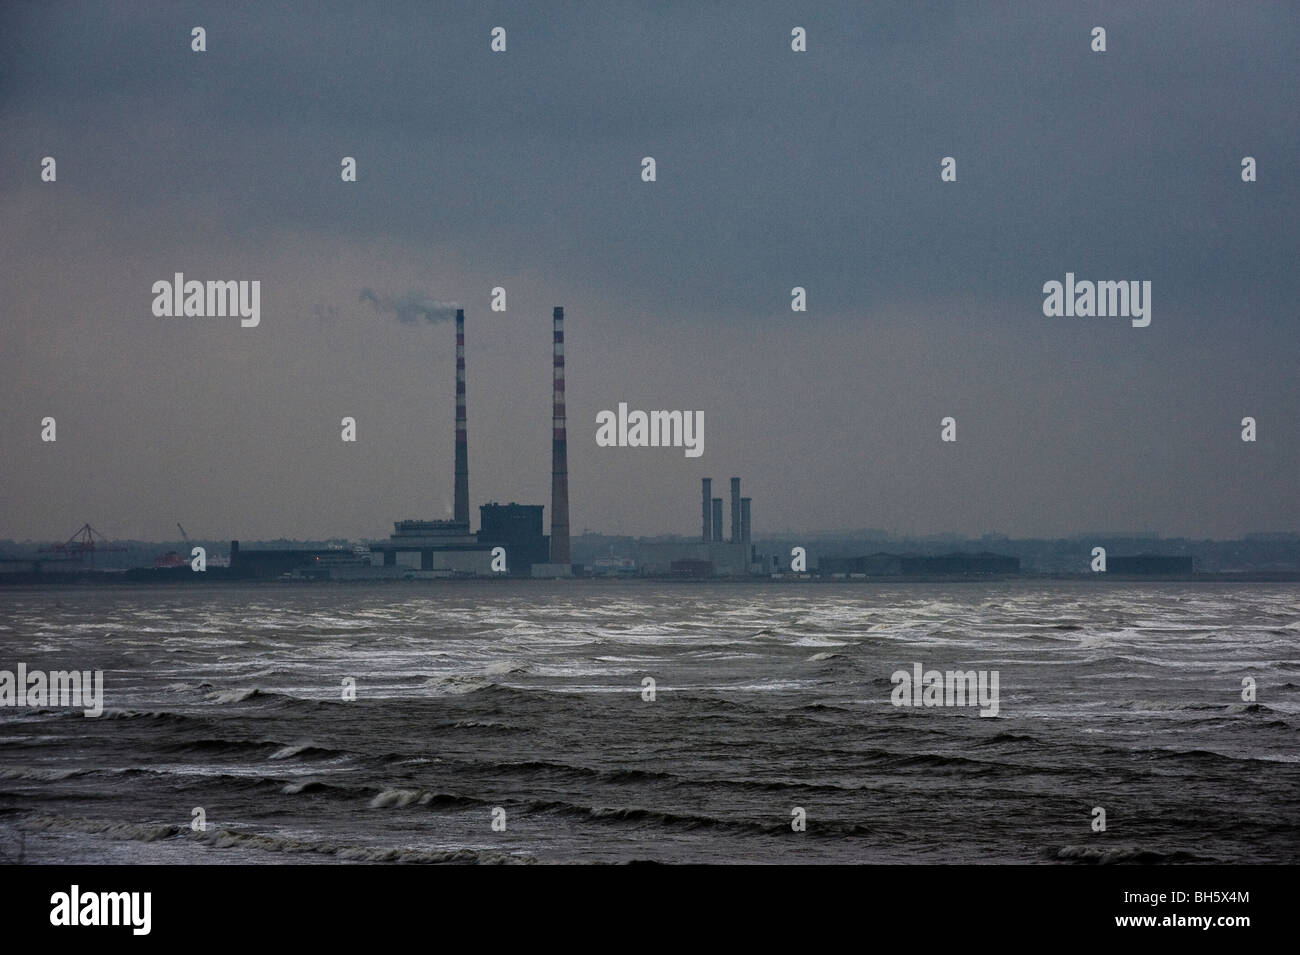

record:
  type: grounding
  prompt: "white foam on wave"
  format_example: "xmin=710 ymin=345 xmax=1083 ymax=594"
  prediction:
xmin=787 ymin=635 xmax=849 ymax=647
xmin=0 ymin=767 xmax=84 ymax=781
xmin=369 ymin=788 xmax=431 ymax=808
xmin=269 ymin=741 xmax=315 ymax=760
xmin=421 ymin=674 xmax=492 ymax=695
xmin=484 ymin=661 xmax=532 ymax=676
xmin=211 ymin=687 xmax=261 ymax=703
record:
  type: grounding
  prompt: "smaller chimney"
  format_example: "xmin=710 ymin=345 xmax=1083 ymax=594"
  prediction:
xmin=730 ymin=477 xmax=741 ymax=543
xmin=701 ymin=478 xmax=712 ymax=542
xmin=711 ymin=498 xmax=723 ymax=542
xmin=741 ymin=497 xmax=751 ymax=544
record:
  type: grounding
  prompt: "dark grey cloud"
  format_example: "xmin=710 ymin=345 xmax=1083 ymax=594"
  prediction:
xmin=0 ymin=1 xmax=1295 ymax=541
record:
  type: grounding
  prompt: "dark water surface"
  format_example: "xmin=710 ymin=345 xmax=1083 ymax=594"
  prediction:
xmin=1 ymin=581 xmax=1296 ymax=864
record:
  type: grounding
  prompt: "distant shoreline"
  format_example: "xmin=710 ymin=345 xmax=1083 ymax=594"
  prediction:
xmin=1 ymin=571 xmax=1298 ymax=587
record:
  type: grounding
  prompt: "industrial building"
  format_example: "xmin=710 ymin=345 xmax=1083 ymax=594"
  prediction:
xmin=818 ymin=551 xmax=1021 ymax=576
xmin=818 ymin=553 xmax=905 ymax=576
xmin=229 ymin=540 xmax=374 ymax=580
xmin=636 ymin=476 xmax=759 ymax=576
xmin=369 ymin=520 xmax=493 ymax=576
xmin=898 ymin=552 xmax=1020 ymax=575
xmin=478 ymin=503 xmax=549 ymax=575
xmin=589 ymin=555 xmax=636 ymax=576
xmin=1107 ymin=554 xmax=1195 ymax=575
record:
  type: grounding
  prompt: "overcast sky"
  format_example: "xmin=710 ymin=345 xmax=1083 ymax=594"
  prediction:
xmin=1 ymin=1 xmax=1296 ymax=542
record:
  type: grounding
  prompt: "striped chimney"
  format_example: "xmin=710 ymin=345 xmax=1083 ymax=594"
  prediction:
xmin=550 ymin=307 xmax=570 ymax=564
xmin=453 ymin=309 xmax=469 ymax=526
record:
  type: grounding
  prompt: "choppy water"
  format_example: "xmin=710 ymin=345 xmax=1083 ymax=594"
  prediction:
xmin=0 ymin=581 xmax=1297 ymax=864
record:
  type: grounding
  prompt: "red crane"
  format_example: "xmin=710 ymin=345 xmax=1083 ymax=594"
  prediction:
xmin=39 ymin=523 xmax=127 ymax=569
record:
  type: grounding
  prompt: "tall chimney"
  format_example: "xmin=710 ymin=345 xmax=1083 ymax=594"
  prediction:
xmin=711 ymin=498 xmax=723 ymax=542
xmin=741 ymin=497 xmax=751 ymax=544
xmin=549 ymin=307 xmax=570 ymax=564
xmin=730 ymin=477 xmax=741 ymax=543
xmin=701 ymin=478 xmax=712 ymax=542
xmin=454 ymin=309 xmax=470 ymax=527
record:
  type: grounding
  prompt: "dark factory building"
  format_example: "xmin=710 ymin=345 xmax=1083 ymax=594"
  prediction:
xmin=229 ymin=540 xmax=372 ymax=579
xmin=369 ymin=520 xmax=494 ymax=575
xmin=669 ymin=559 xmax=714 ymax=578
xmin=899 ymin=552 xmax=1020 ymax=575
xmin=477 ymin=503 xmax=549 ymax=575
xmin=1107 ymin=554 xmax=1196 ymax=575
xmin=819 ymin=551 xmax=1020 ymax=576
xmin=819 ymin=553 xmax=904 ymax=576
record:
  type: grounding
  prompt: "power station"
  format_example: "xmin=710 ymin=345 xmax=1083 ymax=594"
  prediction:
xmin=366 ymin=306 xmax=567 ymax=578
xmin=129 ymin=301 xmax=771 ymax=581
xmin=635 ymin=476 xmax=759 ymax=576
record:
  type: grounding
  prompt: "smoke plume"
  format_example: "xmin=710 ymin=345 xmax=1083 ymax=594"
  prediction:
xmin=359 ymin=288 xmax=460 ymax=324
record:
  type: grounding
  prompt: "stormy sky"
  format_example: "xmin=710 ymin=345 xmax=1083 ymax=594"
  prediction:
xmin=1 ymin=1 xmax=1296 ymax=542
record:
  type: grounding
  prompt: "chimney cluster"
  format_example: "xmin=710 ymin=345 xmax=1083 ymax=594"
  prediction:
xmin=701 ymin=476 xmax=751 ymax=544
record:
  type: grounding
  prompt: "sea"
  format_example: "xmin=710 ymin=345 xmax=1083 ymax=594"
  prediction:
xmin=1 ymin=580 xmax=1296 ymax=864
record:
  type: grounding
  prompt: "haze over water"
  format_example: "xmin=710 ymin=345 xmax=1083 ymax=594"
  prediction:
xmin=1 ymin=581 xmax=1297 ymax=864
